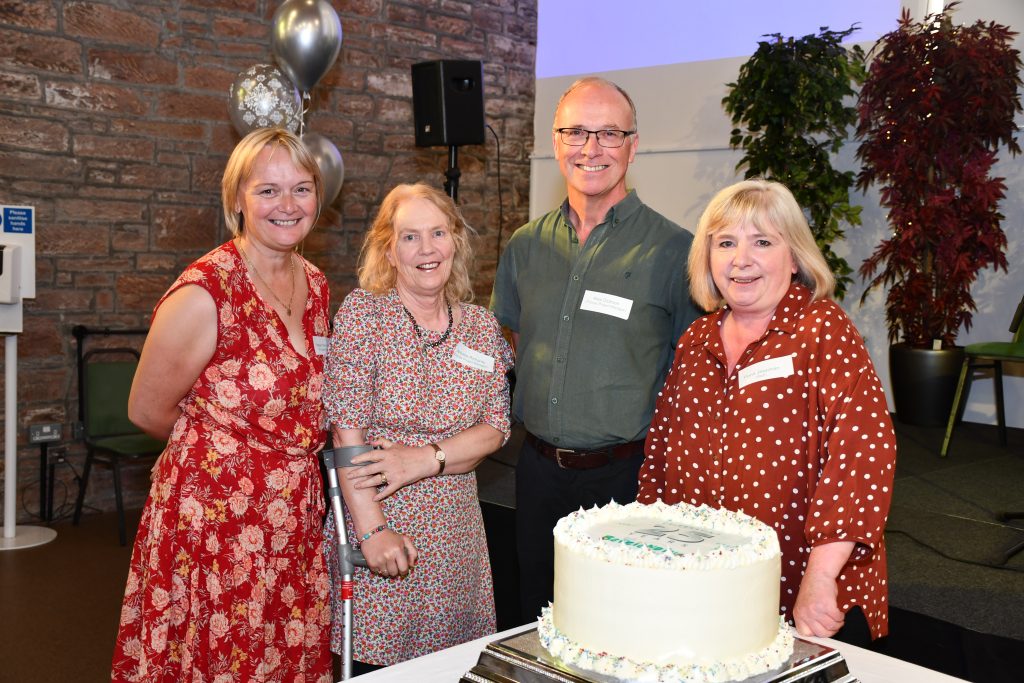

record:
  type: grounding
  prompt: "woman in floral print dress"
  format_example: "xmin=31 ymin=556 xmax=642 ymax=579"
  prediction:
xmin=111 ymin=129 xmax=333 ymax=683
xmin=323 ymin=183 xmax=512 ymax=671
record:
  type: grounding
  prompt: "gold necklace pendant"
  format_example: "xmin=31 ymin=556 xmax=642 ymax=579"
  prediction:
xmin=238 ymin=241 xmax=296 ymax=316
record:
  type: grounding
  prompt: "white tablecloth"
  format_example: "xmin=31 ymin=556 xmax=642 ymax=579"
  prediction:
xmin=350 ymin=623 xmax=966 ymax=682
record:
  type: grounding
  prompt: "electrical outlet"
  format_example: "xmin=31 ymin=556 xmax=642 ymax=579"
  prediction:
xmin=28 ymin=423 xmax=62 ymax=444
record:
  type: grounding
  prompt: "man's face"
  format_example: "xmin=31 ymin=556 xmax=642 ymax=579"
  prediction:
xmin=552 ymin=84 xmax=637 ymax=203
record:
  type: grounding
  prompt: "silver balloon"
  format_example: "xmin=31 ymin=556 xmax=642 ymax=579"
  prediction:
xmin=271 ymin=0 xmax=343 ymax=93
xmin=228 ymin=64 xmax=301 ymax=135
xmin=303 ymin=132 xmax=344 ymax=204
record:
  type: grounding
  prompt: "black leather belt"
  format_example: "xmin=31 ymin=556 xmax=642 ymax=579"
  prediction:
xmin=524 ymin=432 xmax=645 ymax=470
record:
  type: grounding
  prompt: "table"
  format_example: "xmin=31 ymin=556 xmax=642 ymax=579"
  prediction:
xmin=352 ymin=623 xmax=967 ymax=683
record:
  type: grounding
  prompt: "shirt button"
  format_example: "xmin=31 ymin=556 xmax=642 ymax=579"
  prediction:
xmin=572 ymin=275 xmax=579 ymax=281
xmin=551 ymin=397 xmax=558 ymax=404
xmin=552 ymin=437 xmax=560 ymax=443
xmin=562 ymin=315 xmax=569 ymax=321
xmin=556 ymin=356 xmax=564 ymax=363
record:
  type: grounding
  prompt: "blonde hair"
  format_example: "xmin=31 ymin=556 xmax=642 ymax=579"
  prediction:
xmin=688 ymin=179 xmax=835 ymax=311
xmin=358 ymin=183 xmax=476 ymax=303
xmin=553 ymin=76 xmax=638 ymax=131
xmin=221 ymin=128 xmax=323 ymax=237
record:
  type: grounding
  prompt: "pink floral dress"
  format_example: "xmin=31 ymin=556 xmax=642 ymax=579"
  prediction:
xmin=323 ymin=288 xmax=512 ymax=666
xmin=111 ymin=241 xmax=333 ymax=683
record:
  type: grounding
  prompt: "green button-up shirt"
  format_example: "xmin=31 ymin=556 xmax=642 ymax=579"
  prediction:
xmin=490 ymin=190 xmax=701 ymax=449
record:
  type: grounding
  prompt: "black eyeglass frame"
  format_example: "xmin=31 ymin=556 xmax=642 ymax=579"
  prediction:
xmin=554 ymin=127 xmax=637 ymax=148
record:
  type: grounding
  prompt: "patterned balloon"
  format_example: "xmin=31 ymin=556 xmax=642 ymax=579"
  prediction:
xmin=302 ymin=132 xmax=344 ymax=205
xmin=228 ymin=64 xmax=301 ymax=136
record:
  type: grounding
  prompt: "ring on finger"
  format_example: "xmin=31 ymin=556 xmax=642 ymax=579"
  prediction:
xmin=379 ymin=471 xmax=388 ymax=487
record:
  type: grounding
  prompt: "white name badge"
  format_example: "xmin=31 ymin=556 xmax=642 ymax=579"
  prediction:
xmin=579 ymin=289 xmax=633 ymax=320
xmin=312 ymin=336 xmax=330 ymax=356
xmin=453 ymin=342 xmax=495 ymax=373
xmin=737 ymin=355 xmax=794 ymax=388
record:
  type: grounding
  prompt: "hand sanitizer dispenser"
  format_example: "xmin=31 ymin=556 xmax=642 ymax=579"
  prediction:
xmin=0 ymin=244 xmax=21 ymax=304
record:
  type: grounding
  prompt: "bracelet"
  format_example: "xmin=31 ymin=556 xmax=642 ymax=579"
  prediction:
xmin=359 ymin=522 xmax=388 ymax=543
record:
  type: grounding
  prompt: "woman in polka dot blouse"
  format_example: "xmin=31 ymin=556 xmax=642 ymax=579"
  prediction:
xmin=638 ymin=179 xmax=896 ymax=643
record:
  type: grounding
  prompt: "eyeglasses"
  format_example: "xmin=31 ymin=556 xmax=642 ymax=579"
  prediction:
xmin=554 ymin=127 xmax=636 ymax=148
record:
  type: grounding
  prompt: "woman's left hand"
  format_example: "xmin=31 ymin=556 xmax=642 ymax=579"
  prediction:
xmin=793 ymin=569 xmax=844 ymax=637
xmin=347 ymin=438 xmax=434 ymax=501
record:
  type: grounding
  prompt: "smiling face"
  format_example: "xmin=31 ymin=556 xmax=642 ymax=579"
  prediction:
xmin=552 ymin=82 xmax=637 ymax=205
xmin=235 ymin=144 xmax=317 ymax=251
xmin=710 ymin=220 xmax=797 ymax=319
xmin=387 ymin=196 xmax=455 ymax=300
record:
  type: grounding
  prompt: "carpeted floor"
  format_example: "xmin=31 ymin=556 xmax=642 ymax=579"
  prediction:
xmin=1 ymin=419 xmax=1021 ymax=682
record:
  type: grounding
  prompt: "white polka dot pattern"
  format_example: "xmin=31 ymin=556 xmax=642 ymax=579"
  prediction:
xmin=638 ymin=284 xmax=896 ymax=639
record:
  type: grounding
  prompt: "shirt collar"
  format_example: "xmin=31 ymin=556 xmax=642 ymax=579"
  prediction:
xmin=685 ymin=281 xmax=814 ymax=346
xmin=558 ymin=189 xmax=642 ymax=229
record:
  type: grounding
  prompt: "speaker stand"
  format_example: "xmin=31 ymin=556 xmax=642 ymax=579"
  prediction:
xmin=444 ymin=145 xmax=461 ymax=202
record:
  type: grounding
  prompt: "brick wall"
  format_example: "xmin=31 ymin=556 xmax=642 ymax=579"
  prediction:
xmin=0 ymin=0 xmax=536 ymax=524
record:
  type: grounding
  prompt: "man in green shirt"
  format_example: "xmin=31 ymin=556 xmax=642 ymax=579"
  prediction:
xmin=490 ymin=77 xmax=701 ymax=621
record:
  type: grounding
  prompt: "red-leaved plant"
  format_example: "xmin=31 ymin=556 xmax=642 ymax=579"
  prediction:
xmin=856 ymin=3 xmax=1022 ymax=347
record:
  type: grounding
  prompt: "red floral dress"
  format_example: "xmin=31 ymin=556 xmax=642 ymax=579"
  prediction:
xmin=111 ymin=241 xmax=332 ymax=683
xmin=323 ymin=288 xmax=512 ymax=666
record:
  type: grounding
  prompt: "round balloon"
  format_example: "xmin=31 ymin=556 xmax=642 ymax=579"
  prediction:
xmin=228 ymin=64 xmax=301 ymax=135
xmin=303 ymin=132 xmax=344 ymax=205
xmin=272 ymin=0 xmax=343 ymax=93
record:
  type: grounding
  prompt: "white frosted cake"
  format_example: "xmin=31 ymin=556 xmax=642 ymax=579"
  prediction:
xmin=538 ymin=500 xmax=794 ymax=682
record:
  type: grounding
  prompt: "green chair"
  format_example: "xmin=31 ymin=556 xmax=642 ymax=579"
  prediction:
xmin=72 ymin=347 xmax=166 ymax=545
xmin=940 ymin=294 xmax=1024 ymax=457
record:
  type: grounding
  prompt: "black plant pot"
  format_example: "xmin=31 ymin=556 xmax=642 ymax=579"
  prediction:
xmin=889 ymin=343 xmax=966 ymax=427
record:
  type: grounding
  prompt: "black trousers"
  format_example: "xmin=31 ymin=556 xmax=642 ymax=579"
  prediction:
xmin=514 ymin=436 xmax=644 ymax=623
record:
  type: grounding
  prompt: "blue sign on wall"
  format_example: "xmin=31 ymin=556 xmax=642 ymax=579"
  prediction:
xmin=1 ymin=206 xmax=34 ymax=234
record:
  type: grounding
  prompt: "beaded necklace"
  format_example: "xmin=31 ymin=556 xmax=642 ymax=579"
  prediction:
xmin=402 ymin=299 xmax=453 ymax=349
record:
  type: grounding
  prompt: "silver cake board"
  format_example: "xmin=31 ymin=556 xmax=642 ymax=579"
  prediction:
xmin=461 ymin=628 xmax=857 ymax=683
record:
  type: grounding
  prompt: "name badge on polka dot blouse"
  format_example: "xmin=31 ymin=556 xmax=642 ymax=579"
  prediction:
xmin=453 ymin=342 xmax=495 ymax=373
xmin=737 ymin=355 xmax=794 ymax=388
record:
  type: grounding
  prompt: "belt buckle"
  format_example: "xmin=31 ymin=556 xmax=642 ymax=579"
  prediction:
xmin=554 ymin=447 xmax=576 ymax=469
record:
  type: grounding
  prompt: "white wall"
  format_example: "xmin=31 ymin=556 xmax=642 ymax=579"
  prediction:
xmin=530 ymin=0 xmax=1024 ymax=429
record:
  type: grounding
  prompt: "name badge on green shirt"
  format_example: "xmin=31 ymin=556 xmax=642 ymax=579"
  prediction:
xmin=580 ymin=289 xmax=633 ymax=320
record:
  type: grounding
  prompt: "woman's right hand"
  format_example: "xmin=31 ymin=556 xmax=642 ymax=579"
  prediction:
xmin=360 ymin=529 xmax=418 ymax=577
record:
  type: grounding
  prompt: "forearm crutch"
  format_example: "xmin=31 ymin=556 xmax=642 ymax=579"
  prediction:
xmin=322 ymin=445 xmax=370 ymax=682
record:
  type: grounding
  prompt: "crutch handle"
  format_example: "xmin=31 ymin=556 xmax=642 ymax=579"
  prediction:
xmin=322 ymin=445 xmax=374 ymax=469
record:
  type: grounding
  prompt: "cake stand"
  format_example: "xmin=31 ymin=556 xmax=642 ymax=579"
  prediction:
xmin=460 ymin=628 xmax=857 ymax=683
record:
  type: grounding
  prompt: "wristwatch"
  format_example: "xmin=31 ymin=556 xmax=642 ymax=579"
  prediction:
xmin=429 ymin=443 xmax=446 ymax=475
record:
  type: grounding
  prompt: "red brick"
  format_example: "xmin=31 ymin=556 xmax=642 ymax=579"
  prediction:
xmin=116 ymin=273 xmax=176 ymax=312
xmin=55 ymin=198 xmax=145 ymax=223
xmin=39 ymin=223 xmax=109 ymax=256
xmin=122 ymin=163 xmax=191 ymax=190
xmin=426 ymin=14 xmax=473 ymax=36
xmin=0 ymin=71 xmax=41 ymax=99
xmin=0 ymin=115 xmax=69 ymax=153
xmin=184 ymin=64 xmax=235 ymax=92
xmin=152 ymin=205 xmax=220 ymax=250
xmin=0 ymin=28 xmax=81 ymax=74
xmin=155 ymin=91 xmax=227 ymax=120
xmin=109 ymin=118 xmax=206 ymax=141
xmin=385 ymin=24 xmax=437 ymax=48
xmin=88 ymin=49 xmax=179 ymax=86
xmin=0 ymin=1 xmax=59 ymax=30
xmin=44 ymin=81 xmax=148 ymax=115
xmin=212 ymin=16 xmax=267 ymax=39
xmin=18 ymin=367 xmax=68 ymax=404
xmin=376 ymin=97 xmax=412 ymax=124
xmin=136 ymin=254 xmax=180 ymax=271
xmin=366 ymin=70 xmax=410 ymax=97
xmin=0 ymin=150 xmax=83 ymax=182
xmin=73 ymin=135 xmax=154 ymax=161
xmin=341 ymin=0 xmax=384 ymax=17
xmin=34 ymin=286 xmax=94 ymax=312
xmin=181 ymin=0 xmax=259 ymax=12
xmin=387 ymin=4 xmax=423 ymax=24
xmin=18 ymin=316 xmax=64 ymax=360
xmin=64 ymin=2 xmax=161 ymax=46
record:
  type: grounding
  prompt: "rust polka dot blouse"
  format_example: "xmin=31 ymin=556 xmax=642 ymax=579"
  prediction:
xmin=638 ymin=283 xmax=896 ymax=638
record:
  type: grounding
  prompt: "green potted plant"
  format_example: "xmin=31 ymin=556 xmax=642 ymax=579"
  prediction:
xmin=855 ymin=3 xmax=1022 ymax=425
xmin=724 ymin=25 xmax=866 ymax=299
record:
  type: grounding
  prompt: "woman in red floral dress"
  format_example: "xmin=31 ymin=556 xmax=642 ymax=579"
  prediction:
xmin=111 ymin=128 xmax=333 ymax=682
xmin=323 ymin=183 xmax=512 ymax=672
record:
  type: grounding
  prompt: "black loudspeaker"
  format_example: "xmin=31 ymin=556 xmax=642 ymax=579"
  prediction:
xmin=411 ymin=60 xmax=485 ymax=147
